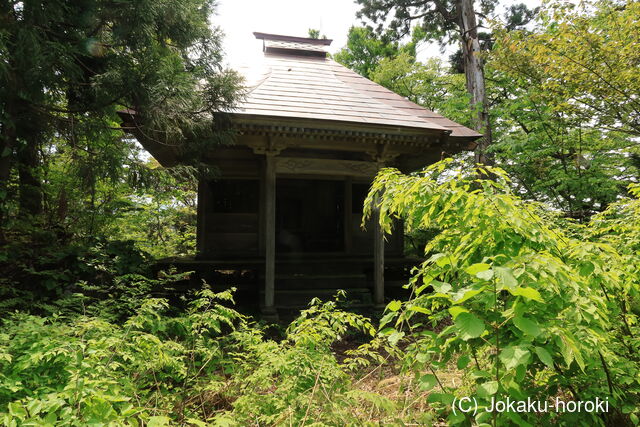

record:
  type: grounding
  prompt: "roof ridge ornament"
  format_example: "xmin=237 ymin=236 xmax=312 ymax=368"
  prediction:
xmin=253 ymin=32 xmax=332 ymax=58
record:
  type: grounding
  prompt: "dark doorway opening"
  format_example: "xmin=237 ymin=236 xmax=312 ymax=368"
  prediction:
xmin=276 ymin=179 xmax=344 ymax=253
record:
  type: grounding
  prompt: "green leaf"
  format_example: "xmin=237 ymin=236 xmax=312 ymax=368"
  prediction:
xmin=513 ymin=316 xmax=541 ymax=337
xmin=453 ymin=287 xmax=485 ymax=304
xmin=510 ymin=287 xmax=543 ymax=302
xmin=448 ymin=306 xmax=469 ymax=319
xmin=465 ymin=263 xmax=491 ymax=275
xmin=494 ymin=267 xmax=517 ymax=289
xmin=186 ymin=418 xmax=208 ymax=427
xmin=8 ymin=402 xmax=27 ymax=418
xmin=387 ymin=331 xmax=405 ymax=346
xmin=379 ymin=311 xmax=397 ymax=328
xmin=579 ymin=262 xmax=595 ymax=276
xmin=435 ymin=254 xmax=456 ymax=267
xmin=499 ymin=346 xmax=531 ymax=370
xmin=408 ymin=305 xmax=430 ymax=314
xmin=534 ymin=346 xmax=554 ymax=368
xmin=457 ymin=354 xmax=471 ymax=369
xmin=386 ymin=300 xmax=402 ymax=312
xmin=454 ymin=312 xmax=485 ymax=340
xmin=562 ymin=332 xmax=585 ymax=371
xmin=427 ymin=393 xmax=455 ymax=405
xmin=431 ymin=281 xmax=452 ymax=293
xmin=476 ymin=269 xmax=494 ymax=280
xmin=419 ymin=374 xmax=438 ymax=391
xmin=478 ymin=380 xmax=499 ymax=396
xmin=148 ymin=416 xmax=171 ymax=427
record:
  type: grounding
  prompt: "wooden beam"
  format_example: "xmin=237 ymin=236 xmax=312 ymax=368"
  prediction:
xmin=275 ymin=157 xmax=378 ymax=177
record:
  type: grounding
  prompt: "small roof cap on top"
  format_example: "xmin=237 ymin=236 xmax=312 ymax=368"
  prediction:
xmin=253 ymin=32 xmax=332 ymax=57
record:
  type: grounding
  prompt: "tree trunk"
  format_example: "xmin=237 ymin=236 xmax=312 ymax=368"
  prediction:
xmin=457 ymin=0 xmax=493 ymax=166
xmin=17 ymin=134 xmax=43 ymax=217
xmin=0 ymin=123 xmax=15 ymax=244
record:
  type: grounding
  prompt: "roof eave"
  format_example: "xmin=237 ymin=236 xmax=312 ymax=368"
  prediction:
xmin=230 ymin=113 xmax=450 ymax=138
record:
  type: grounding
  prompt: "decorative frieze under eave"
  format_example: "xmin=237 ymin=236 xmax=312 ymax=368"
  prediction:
xmin=233 ymin=120 xmax=447 ymax=147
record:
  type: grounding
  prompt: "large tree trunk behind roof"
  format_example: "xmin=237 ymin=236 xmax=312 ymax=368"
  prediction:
xmin=457 ymin=0 xmax=493 ymax=166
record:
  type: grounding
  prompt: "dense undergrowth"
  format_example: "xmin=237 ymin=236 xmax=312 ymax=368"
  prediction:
xmin=0 ymin=288 xmax=411 ymax=426
xmin=2 ymin=160 xmax=640 ymax=426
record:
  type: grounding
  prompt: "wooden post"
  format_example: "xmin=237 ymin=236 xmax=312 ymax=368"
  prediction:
xmin=372 ymin=153 xmax=387 ymax=308
xmin=263 ymin=151 xmax=277 ymax=317
xmin=373 ymin=196 xmax=385 ymax=307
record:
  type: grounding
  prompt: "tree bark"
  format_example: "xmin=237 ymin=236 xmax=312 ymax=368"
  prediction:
xmin=457 ymin=0 xmax=493 ymax=166
xmin=0 ymin=122 xmax=15 ymax=244
xmin=17 ymin=133 xmax=43 ymax=217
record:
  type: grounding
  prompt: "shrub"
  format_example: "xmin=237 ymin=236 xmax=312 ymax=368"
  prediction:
xmin=367 ymin=160 xmax=640 ymax=426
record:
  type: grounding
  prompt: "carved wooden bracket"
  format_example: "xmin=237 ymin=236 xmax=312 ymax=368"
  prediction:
xmin=248 ymin=136 xmax=286 ymax=156
xmin=248 ymin=144 xmax=285 ymax=156
xmin=366 ymin=142 xmax=400 ymax=165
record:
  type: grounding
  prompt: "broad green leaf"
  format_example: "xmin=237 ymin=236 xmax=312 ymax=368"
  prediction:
xmin=418 ymin=374 xmax=438 ymax=391
xmin=562 ymin=332 xmax=585 ymax=371
xmin=457 ymin=354 xmax=471 ymax=369
xmin=494 ymin=267 xmax=517 ymax=289
xmin=454 ymin=312 xmax=485 ymax=340
xmin=148 ymin=416 xmax=171 ymax=427
xmin=435 ymin=254 xmax=456 ymax=267
xmin=386 ymin=300 xmax=402 ymax=312
xmin=499 ymin=346 xmax=531 ymax=370
xmin=476 ymin=269 xmax=494 ymax=280
xmin=387 ymin=331 xmax=405 ymax=346
xmin=510 ymin=287 xmax=543 ymax=302
xmin=513 ymin=316 xmax=541 ymax=338
xmin=478 ymin=380 xmax=499 ymax=396
xmin=186 ymin=418 xmax=208 ymax=427
xmin=448 ymin=306 xmax=469 ymax=319
xmin=534 ymin=346 xmax=554 ymax=368
xmin=426 ymin=393 xmax=455 ymax=405
xmin=408 ymin=305 xmax=430 ymax=314
xmin=431 ymin=281 xmax=452 ymax=293
xmin=465 ymin=263 xmax=491 ymax=275
xmin=8 ymin=402 xmax=27 ymax=418
xmin=579 ymin=262 xmax=595 ymax=276
xmin=453 ymin=287 xmax=485 ymax=304
xmin=379 ymin=312 xmax=397 ymax=328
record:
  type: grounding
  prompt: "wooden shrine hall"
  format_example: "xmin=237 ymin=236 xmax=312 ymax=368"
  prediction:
xmin=126 ymin=32 xmax=480 ymax=317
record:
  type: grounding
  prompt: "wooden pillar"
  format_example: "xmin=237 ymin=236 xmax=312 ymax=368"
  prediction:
xmin=373 ymin=155 xmax=386 ymax=307
xmin=263 ymin=152 xmax=277 ymax=315
xmin=373 ymin=197 xmax=385 ymax=307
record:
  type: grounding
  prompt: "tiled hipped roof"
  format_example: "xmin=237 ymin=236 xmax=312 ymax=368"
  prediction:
xmin=234 ymin=33 xmax=481 ymax=140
